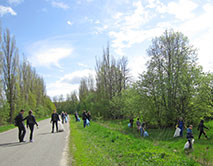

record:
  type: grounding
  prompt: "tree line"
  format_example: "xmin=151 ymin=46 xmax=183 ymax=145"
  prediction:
xmin=54 ymin=29 xmax=213 ymax=127
xmin=0 ymin=26 xmax=55 ymax=125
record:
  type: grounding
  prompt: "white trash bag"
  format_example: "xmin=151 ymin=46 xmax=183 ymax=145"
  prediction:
xmin=184 ymin=139 xmax=195 ymax=149
xmin=58 ymin=121 xmax=65 ymax=132
xmin=173 ymin=127 xmax=181 ymax=137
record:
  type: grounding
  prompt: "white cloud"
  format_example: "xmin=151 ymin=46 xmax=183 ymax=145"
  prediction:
xmin=31 ymin=48 xmax=72 ymax=68
xmin=78 ymin=63 xmax=89 ymax=68
xmin=51 ymin=1 xmax=69 ymax=10
xmin=27 ymin=38 xmax=73 ymax=68
xmin=8 ymin=0 xmax=24 ymax=5
xmin=67 ymin=20 xmax=73 ymax=26
xmin=165 ymin=0 xmax=198 ymax=21
xmin=47 ymin=69 xmax=95 ymax=97
xmin=0 ymin=5 xmax=17 ymax=16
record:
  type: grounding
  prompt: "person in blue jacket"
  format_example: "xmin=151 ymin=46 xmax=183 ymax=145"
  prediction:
xmin=177 ymin=117 xmax=184 ymax=137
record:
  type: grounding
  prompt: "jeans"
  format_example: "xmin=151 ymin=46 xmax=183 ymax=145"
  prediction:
xmin=29 ymin=124 xmax=34 ymax=141
xmin=52 ymin=121 xmax=58 ymax=132
xmin=83 ymin=119 xmax=86 ymax=128
xmin=18 ymin=125 xmax=26 ymax=142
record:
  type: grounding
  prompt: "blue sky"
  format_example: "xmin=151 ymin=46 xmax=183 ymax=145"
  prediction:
xmin=1 ymin=0 xmax=213 ymax=98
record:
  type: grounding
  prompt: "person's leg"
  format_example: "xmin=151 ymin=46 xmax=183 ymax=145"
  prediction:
xmin=52 ymin=121 xmax=55 ymax=133
xmin=180 ymin=128 xmax=183 ymax=137
xmin=29 ymin=124 xmax=34 ymax=141
xmin=198 ymin=130 xmax=202 ymax=139
xmin=188 ymin=139 xmax=192 ymax=149
xmin=21 ymin=126 xmax=26 ymax=142
xmin=18 ymin=126 xmax=22 ymax=142
xmin=84 ymin=120 xmax=86 ymax=128
xmin=202 ymin=130 xmax=208 ymax=139
xmin=56 ymin=121 xmax=58 ymax=132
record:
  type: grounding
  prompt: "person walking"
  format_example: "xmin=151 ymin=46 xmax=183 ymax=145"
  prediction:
xmin=82 ymin=110 xmax=87 ymax=128
xmin=26 ymin=110 xmax=38 ymax=142
xmin=198 ymin=120 xmax=209 ymax=139
xmin=61 ymin=112 xmax=65 ymax=124
xmin=50 ymin=110 xmax=60 ymax=133
xmin=186 ymin=125 xmax=194 ymax=149
xmin=177 ymin=117 xmax=184 ymax=137
xmin=14 ymin=109 xmax=27 ymax=142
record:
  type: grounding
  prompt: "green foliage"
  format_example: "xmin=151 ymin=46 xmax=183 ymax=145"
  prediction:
xmin=0 ymin=25 xmax=55 ymax=125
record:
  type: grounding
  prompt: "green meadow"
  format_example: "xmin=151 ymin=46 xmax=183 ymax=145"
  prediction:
xmin=69 ymin=118 xmax=213 ymax=166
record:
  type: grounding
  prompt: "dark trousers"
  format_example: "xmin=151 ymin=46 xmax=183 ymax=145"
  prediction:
xmin=180 ymin=127 xmax=183 ymax=137
xmin=52 ymin=121 xmax=58 ymax=132
xmin=18 ymin=125 xmax=26 ymax=142
xmin=198 ymin=130 xmax=208 ymax=139
xmin=188 ymin=139 xmax=192 ymax=149
xmin=83 ymin=119 xmax=86 ymax=128
xmin=29 ymin=124 xmax=34 ymax=141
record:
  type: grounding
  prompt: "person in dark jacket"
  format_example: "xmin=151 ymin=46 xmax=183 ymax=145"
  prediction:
xmin=15 ymin=109 xmax=27 ymax=142
xmin=61 ymin=112 xmax=65 ymax=124
xmin=198 ymin=120 xmax=209 ymax=139
xmin=82 ymin=110 xmax=87 ymax=128
xmin=87 ymin=111 xmax=91 ymax=121
xmin=186 ymin=125 xmax=194 ymax=149
xmin=75 ymin=111 xmax=79 ymax=121
xmin=26 ymin=110 xmax=38 ymax=142
xmin=50 ymin=110 xmax=60 ymax=133
xmin=129 ymin=118 xmax=134 ymax=128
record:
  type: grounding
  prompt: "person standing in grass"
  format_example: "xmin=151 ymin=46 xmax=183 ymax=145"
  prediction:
xmin=129 ymin=118 xmax=134 ymax=128
xmin=82 ymin=110 xmax=87 ymax=128
xmin=51 ymin=110 xmax=60 ymax=133
xmin=26 ymin=110 xmax=38 ymax=142
xmin=177 ymin=117 xmax=184 ymax=137
xmin=15 ymin=109 xmax=27 ymax=142
xmin=87 ymin=111 xmax=91 ymax=121
xmin=186 ymin=125 xmax=194 ymax=149
xmin=198 ymin=120 xmax=209 ymax=139
xmin=136 ymin=118 xmax=141 ymax=133
xmin=75 ymin=111 xmax=79 ymax=121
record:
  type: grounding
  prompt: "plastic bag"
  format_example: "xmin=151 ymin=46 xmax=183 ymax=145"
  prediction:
xmin=86 ymin=119 xmax=90 ymax=126
xmin=173 ymin=127 xmax=181 ymax=137
xmin=58 ymin=121 xmax=65 ymax=132
xmin=128 ymin=123 xmax=131 ymax=127
xmin=144 ymin=131 xmax=149 ymax=137
xmin=184 ymin=139 xmax=194 ymax=149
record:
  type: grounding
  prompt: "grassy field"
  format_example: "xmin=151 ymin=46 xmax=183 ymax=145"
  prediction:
xmin=69 ymin=117 xmax=213 ymax=166
xmin=0 ymin=116 xmax=50 ymax=133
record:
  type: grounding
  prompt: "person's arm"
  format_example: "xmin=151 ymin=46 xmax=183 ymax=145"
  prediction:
xmin=33 ymin=116 xmax=38 ymax=126
xmin=204 ymin=124 xmax=209 ymax=129
xmin=50 ymin=114 xmax=53 ymax=122
xmin=197 ymin=124 xmax=200 ymax=131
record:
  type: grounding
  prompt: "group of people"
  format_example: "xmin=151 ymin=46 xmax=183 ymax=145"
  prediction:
xmin=129 ymin=118 xmax=147 ymax=137
xmin=74 ymin=111 xmax=91 ymax=128
xmin=14 ymin=109 xmax=38 ymax=143
xmin=14 ymin=109 xmax=68 ymax=143
xmin=176 ymin=117 xmax=209 ymax=150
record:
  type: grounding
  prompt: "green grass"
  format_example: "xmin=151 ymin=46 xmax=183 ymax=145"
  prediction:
xmin=98 ymin=120 xmax=213 ymax=166
xmin=0 ymin=116 xmax=50 ymax=133
xmin=69 ymin=118 xmax=200 ymax=166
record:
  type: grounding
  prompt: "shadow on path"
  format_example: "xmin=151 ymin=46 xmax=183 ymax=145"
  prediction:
xmin=0 ymin=142 xmax=29 ymax=147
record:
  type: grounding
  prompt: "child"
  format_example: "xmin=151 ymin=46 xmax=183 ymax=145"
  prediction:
xmin=129 ymin=118 xmax=134 ymax=128
xmin=198 ymin=120 xmax=209 ymax=139
xmin=186 ymin=125 xmax=194 ymax=149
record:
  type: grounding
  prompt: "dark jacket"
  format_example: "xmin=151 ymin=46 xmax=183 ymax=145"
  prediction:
xmin=26 ymin=115 xmax=38 ymax=127
xmin=15 ymin=113 xmax=26 ymax=126
xmin=198 ymin=122 xmax=208 ymax=131
xmin=82 ymin=112 xmax=87 ymax=120
xmin=51 ymin=113 xmax=60 ymax=122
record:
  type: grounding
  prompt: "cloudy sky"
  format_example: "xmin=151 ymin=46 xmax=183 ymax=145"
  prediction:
xmin=0 ymin=0 xmax=213 ymax=98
